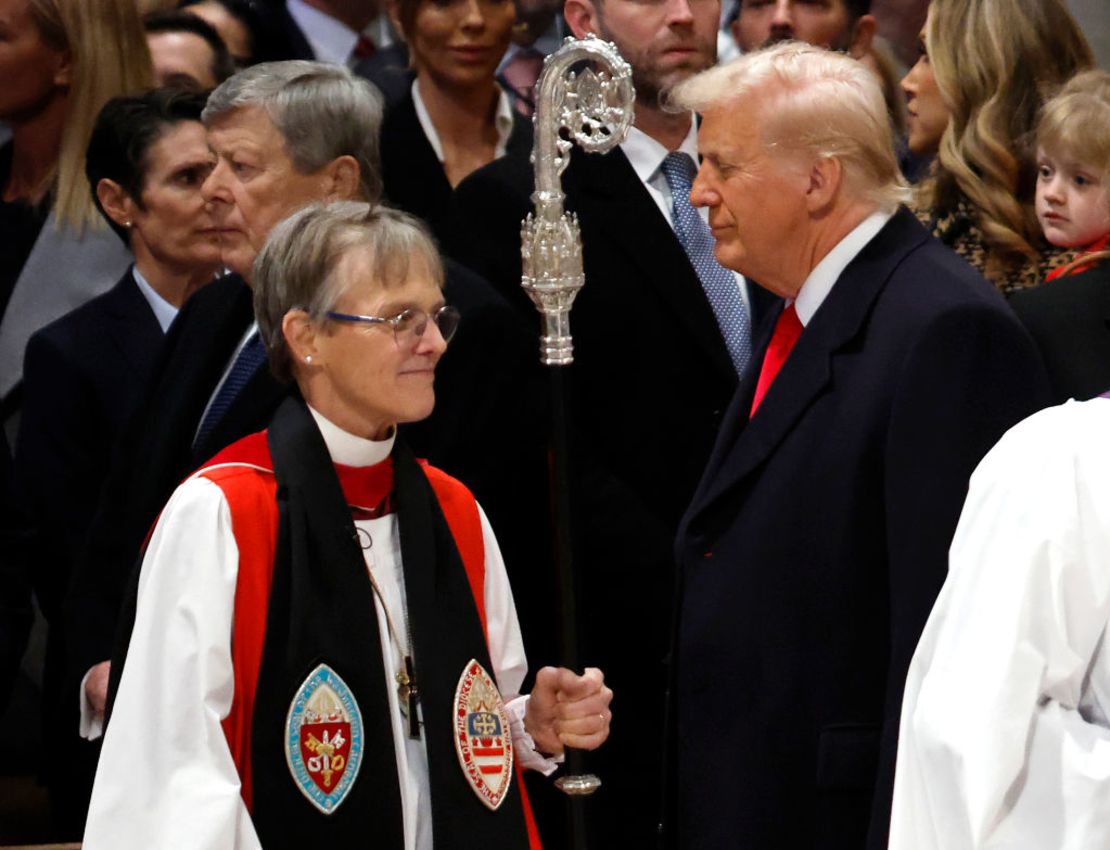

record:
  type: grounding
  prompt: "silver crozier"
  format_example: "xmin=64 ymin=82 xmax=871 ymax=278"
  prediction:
xmin=519 ymin=33 xmax=634 ymax=822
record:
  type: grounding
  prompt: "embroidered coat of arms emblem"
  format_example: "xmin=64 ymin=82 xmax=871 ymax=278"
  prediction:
xmin=454 ymin=659 xmax=514 ymax=810
xmin=285 ymin=664 xmax=364 ymax=814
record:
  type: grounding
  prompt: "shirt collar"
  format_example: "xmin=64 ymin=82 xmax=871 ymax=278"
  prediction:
xmin=131 ymin=265 xmax=178 ymax=333
xmin=309 ymin=404 xmax=395 ymax=466
xmin=411 ymin=79 xmax=515 ymax=163
xmin=793 ymin=209 xmax=894 ymax=326
xmin=621 ymin=117 xmax=699 ymax=185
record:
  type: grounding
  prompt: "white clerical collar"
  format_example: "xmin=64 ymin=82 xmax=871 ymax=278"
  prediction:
xmin=286 ymin=0 xmax=392 ymax=65
xmin=411 ymin=79 xmax=515 ymax=163
xmin=793 ymin=209 xmax=894 ymax=326
xmin=621 ymin=118 xmax=699 ymax=185
xmin=131 ymin=265 xmax=178 ymax=333
xmin=308 ymin=405 xmax=395 ymax=466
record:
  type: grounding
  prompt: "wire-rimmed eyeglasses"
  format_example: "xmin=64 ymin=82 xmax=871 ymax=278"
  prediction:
xmin=325 ymin=305 xmax=461 ymax=345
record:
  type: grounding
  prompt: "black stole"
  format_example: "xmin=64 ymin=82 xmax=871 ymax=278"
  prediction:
xmin=250 ymin=396 xmax=532 ymax=848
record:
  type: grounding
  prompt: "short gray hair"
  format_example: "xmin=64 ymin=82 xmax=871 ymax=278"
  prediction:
xmin=253 ymin=201 xmax=445 ymax=382
xmin=203 ymin=60 xmax=384 ymax=203
xmin=671 ymin=43 xmax=910 ymax=209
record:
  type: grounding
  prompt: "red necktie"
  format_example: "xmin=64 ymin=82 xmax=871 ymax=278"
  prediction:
xmin=749 ymin=304 xmax=803 ymax=416
xmin=351 ymin=34 xmax=376 ymax=61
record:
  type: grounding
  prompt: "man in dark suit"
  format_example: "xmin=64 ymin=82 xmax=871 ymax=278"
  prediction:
xmin=1009 ymin=262 xmax=1110 ymax=404
xmin=65 ymin=61 xmax=541 ymax=750
xmin=665 ymin=43 xmax=1051 ymax=849
xmin=448 ymin=0 xmax=776 ymax=842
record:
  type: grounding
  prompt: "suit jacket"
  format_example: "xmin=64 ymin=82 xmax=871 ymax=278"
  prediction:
xmin=353 ymin=43 xmax=413 ymax=108
xmin=448 ymin=144 xmax=779 ymax=846
xmin=380 ymin=88 xmax=532 ymax=244
xmin=16 ymin=270 xmax=165 ymax=626
xmin=1008 ymin=261 xmax=1110 ymax=404
xmin=11 ymin=269 xmax=165 ymax=832
xmin=0 ymin=427 xmax=31 ymax=714
xmin=669 ymin=208 xmax=1051 ymax=850
xmin=252 ymin=0 xmax=314 ymax=61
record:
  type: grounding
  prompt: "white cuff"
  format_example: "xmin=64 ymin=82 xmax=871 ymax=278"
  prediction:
xmin=506 ymin=694 xmax=563 ymax=776
xmin=78 ymin=666 xmax=105 ymax=741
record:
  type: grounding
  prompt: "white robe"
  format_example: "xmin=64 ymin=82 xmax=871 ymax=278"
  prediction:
xmin=83 ymin=412 xmax=555 ymax=850
xmin=889 ymin=397 xmax=1110 ymax=850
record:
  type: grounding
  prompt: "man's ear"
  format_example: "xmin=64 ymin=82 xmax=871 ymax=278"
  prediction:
xmin=323 ymin=155 xmax=362 ymax=202
xmin=804 ymin=156 xmax=842 ymax=214
xmin=846 ymin=14 xmax=877 ymax=60
xmin=95 ymin=179 xmax=135 ymax=231
xmin=283 ymin=309 xmax=321 ymax=367
xmin=564 ymin=0 xmax=601 ymax=40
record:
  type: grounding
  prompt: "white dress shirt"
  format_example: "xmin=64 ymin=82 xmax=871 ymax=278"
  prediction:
xmin=411 ymin=79 xmax=516 ymax=164
xmin=792 ymin=209 xmax=893 ymax=325
xmin=131 ymin=265 xmax=178 ymax=333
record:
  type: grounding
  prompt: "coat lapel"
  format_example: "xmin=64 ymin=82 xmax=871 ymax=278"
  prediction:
xmin=570 ymin=149 xmax=737 ymax=382
xmin=688 ymin=209 xmax=929 ymax=523
xmin=103 ymin=271 xmax=166 ymax=378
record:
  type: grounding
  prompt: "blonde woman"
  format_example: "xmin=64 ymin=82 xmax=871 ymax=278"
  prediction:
xmin=0 ymin=0 xmax=152 ymax=431
xmin=904 ymin=0 xmax=1093 ymax=293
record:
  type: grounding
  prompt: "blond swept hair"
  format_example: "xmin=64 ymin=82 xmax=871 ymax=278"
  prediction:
xmin=1036 ymin=69 xmax=1110 ymax=274
xmin=923 ymin=0 xmax=1092 ymax=281
xmin=670 ymin=43 xmax=911 ymax=210
xmin=29 ymin=0 xmax=153 ymax=232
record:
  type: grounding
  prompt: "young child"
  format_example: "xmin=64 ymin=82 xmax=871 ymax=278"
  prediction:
xmin=1036 ymin=69 xmax=1110 ymax=281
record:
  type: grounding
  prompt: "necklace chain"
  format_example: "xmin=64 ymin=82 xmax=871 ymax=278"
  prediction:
xmin=360 ymin=525 xmax=422 ymax=739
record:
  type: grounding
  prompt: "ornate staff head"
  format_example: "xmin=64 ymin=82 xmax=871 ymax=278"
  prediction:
xmin=520 ymin=34 xmax=635 ymax=366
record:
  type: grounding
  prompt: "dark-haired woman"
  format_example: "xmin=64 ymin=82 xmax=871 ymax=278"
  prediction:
xmin=379 ymin=0 xmax=531 ymax=241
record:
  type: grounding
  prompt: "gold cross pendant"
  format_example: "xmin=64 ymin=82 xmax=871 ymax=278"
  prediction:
xmin=396 ymin=655 xmax=421 ymax=739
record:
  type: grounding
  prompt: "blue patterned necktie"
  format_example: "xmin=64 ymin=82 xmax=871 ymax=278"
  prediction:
xmin=660 ymin=151 xmax=752 ymax=376
xmin=194 ymin=331 xmax=267 ymax=450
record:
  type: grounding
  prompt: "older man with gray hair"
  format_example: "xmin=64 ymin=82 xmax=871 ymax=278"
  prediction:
xmin=664 ymin=43 xmax=1049 ymax=849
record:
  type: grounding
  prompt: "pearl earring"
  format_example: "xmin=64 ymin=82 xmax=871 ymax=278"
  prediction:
xmin=305 ymin=355 xmax=313 ymax=364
